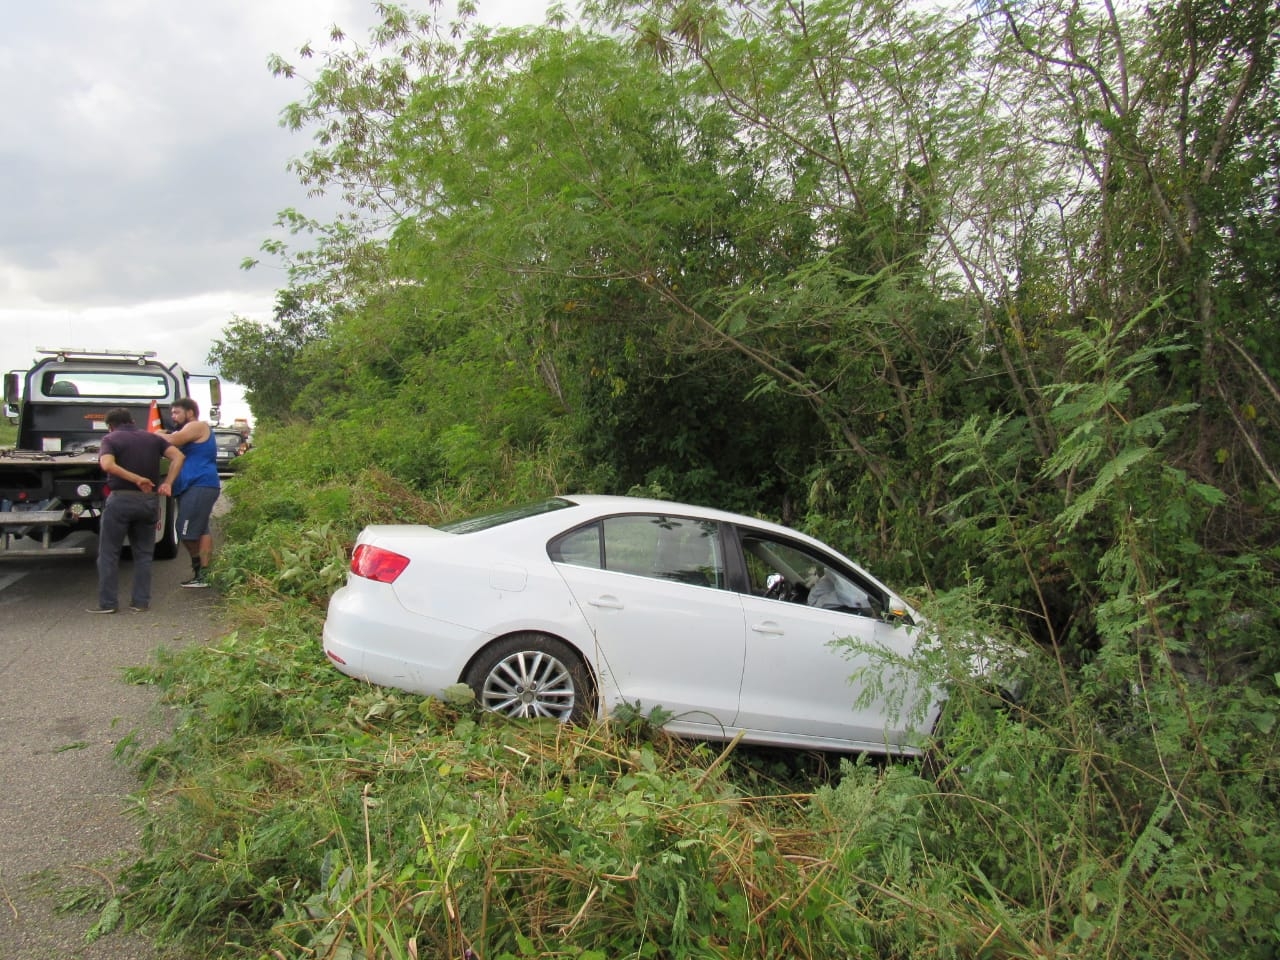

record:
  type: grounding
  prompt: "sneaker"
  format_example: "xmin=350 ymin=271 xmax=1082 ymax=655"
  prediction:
xmin=180 ymin=573 xmax=209 ymax=589
xmin=130 ymin=603 xmax=149 ymax=612
xmin=86 ymin=606 xmax=117 ymax=614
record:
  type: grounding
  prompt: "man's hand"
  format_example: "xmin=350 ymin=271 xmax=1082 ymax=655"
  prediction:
xmin=137 ymin=477 xmax=156 ymax=493
xmin=157 ymin=481 xmax=173 ymax=497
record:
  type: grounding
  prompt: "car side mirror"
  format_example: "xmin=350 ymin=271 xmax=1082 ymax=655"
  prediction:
xmin=884 ymin=595 xmax=914 ymax=626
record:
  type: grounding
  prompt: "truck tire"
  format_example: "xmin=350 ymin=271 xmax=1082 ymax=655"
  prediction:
xmin=153 ymin=495 xmax=179 ymax=560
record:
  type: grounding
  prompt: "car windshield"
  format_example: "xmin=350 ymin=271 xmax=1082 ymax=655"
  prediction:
xmin=437 ymin=497 xmax=575 ymax=534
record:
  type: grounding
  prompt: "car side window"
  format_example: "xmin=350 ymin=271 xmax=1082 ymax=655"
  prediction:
xmin=550 ymin=515 xmax=725 ymax=588
xmin=548 ymin=523 xmax=603 ymax=568
xmin=738 ymin=531 xmax=883 ymax=618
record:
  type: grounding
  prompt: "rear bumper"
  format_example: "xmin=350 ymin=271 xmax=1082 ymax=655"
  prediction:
xmin=322 ymin=580 xmax=488 ymax=696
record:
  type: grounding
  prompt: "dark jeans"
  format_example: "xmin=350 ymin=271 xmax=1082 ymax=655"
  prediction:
xmin=97 ymin=491 xmax=159 ymax=610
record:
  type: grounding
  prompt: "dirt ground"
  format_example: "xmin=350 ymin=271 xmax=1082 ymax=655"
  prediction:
xmin=0 ymin=534 xmax=222 ymax=959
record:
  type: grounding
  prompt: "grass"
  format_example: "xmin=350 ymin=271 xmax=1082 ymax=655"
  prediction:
xmin=102 ymin=467 xmax=1280 ymax=960
xmin=123 ymin=646 xmax=826 ymax=956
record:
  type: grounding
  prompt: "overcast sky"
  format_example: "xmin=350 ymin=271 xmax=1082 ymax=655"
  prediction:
xmin=1 ymin=0 xmax=544 ymax=424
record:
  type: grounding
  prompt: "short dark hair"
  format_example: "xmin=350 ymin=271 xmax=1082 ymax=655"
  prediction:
xmin=105 ymin=408 xmax=134 ymax=428
xmin=173 ymin=397 xmax=200 ymax=417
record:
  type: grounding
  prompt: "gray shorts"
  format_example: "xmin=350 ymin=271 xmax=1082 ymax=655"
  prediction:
xmin=177 ymin=485 xmax=219 ymax=541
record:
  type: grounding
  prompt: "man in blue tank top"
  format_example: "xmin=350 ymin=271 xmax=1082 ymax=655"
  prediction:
xmin=159 ymin=398 xmax=222 ymax=587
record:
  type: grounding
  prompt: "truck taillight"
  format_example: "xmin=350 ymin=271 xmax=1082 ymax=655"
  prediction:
xmin=351 ymin=544 xmax=410 ymax=583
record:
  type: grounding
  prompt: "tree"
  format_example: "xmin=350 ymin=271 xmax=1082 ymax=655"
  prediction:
xmin=207 ymin=289 xmax=332 ymax=423
xmin=202 ymin=1 xmax=1280 ymax=952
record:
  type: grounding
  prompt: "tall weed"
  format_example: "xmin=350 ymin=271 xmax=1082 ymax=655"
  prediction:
xmin=916 ymin=315 xmax=1280 ymax=958
xmin=114 ymin=348 xmax=1280 ymax=958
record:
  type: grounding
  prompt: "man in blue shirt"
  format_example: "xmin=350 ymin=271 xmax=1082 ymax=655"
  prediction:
xmin=157 ymin=397 xmax=222 ymax=587
xmin=91 ymin=407 xmax=185 ymax=613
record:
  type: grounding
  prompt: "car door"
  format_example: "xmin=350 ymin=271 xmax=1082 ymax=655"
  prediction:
xmin=549 ymin=513 xmax=746 ymax=732
xmin=733 ymin=529 xmax=929 ymax=751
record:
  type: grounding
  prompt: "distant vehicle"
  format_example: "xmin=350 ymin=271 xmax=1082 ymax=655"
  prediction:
xmin=321 ymin=494 xmax=1001 ymax=757
xmin=212 ymin=428 xmax=248 ymax=474
xmin=1 ymin=347 xmax=219 ymax=558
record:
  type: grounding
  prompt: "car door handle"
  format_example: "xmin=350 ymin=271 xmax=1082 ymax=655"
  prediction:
xmin=588 ymin=595 xmax=624 ymax=610
xmin=750 ymin=621 xmax=785 ymax=636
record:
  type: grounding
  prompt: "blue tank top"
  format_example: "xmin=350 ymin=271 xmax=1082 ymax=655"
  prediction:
xmin=173 ymin=430 xmax=221 ymax=495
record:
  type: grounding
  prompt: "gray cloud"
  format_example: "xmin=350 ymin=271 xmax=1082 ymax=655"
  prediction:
xmin=1 ymin=0 xmax=550 ymax=424
xmin=0 ymin=1 xmax=355 ymax=310
xmin=0 ymin=0 xmax=384 ymax=416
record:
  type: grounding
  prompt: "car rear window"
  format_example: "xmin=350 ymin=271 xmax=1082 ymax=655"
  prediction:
xmin=437 ymin=497 xmax=575 ymax=534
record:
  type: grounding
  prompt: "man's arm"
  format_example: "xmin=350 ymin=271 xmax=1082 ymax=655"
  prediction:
xmin=158 ymin=446 xmax=185 ymax=497
xmin=99 ymin=452 xmax=158 ymax=493
xmin=156 ymin=421 xmax=206 ymax=446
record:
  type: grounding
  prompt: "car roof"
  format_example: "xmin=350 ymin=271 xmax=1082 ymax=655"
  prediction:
xmin=558 ymin=494 xmax=815 ymax=542
xmin=369 ymin=495 xmax=802 ymax=544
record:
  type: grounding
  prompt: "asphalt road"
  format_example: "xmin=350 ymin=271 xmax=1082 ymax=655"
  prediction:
xmin=0 ymin=531 xmax=221 ymax=959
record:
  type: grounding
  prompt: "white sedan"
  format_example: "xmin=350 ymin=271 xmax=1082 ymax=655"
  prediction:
xmin=322 ymin=495 xmax=939 ymax=756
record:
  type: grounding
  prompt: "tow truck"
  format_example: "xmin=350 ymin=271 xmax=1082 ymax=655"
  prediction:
xmin=1 ymin=347 xmax=220 ymax=557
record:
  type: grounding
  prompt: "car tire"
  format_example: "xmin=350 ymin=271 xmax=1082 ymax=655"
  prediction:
xmin=464 ymin=633 xmax=595 ymax=724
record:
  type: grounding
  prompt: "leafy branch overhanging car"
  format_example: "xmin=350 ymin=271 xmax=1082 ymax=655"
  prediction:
xmin=322 ymin=495 xmax=982 ymax=757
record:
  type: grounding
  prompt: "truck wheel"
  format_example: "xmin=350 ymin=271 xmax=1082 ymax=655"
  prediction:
xmin=153 ymin=495 xmax=179 ymax=560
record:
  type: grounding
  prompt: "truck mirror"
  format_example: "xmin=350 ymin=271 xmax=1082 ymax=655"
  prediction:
xmin=3 ymin=371 xmax=19 ymax=408
xmin=207 ymin=377 xmax=222 ymax=423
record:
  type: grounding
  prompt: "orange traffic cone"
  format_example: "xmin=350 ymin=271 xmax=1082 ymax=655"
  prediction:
xmin=147 ymin=400 xmax=162 ymax=433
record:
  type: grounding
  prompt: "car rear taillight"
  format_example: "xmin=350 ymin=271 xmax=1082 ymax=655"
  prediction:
xmin=351 ymin=544 xmax=410 ymax=583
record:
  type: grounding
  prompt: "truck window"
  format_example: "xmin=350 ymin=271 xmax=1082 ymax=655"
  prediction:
xmin=42 ymin=371 xmax=169 ymax=399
